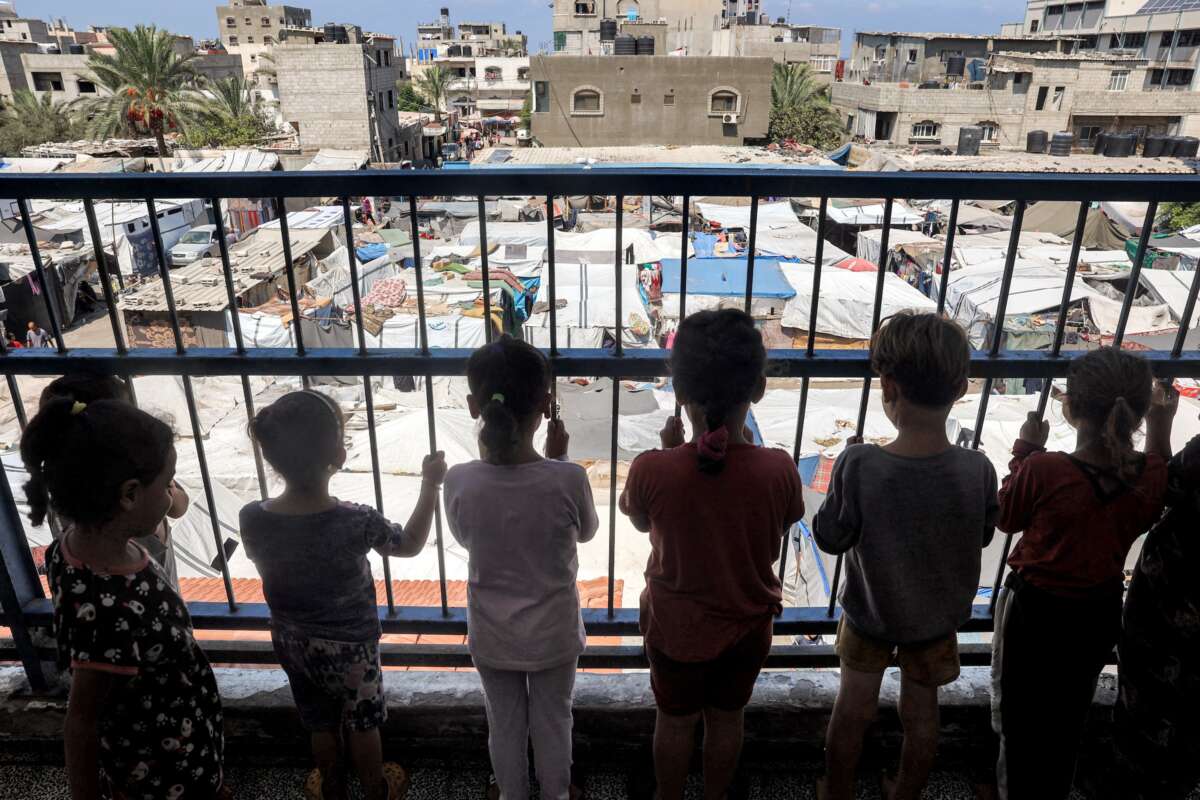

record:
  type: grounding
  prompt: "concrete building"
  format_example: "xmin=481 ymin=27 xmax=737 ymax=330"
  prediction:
xmin=0 ymin=2 xmax=51 ymax=45
xmin=216 ymin=0 xmax=315 ymax=80
xmin=274 ymin=38 xmax=406 ymax=161
xmin=846 ymin=31 xmax=1065 ymax=84
xmin=0 ymin=39 xmax=35 ymax=102
xmin=551 ymin=0 xmax=725 ymax=55
xmin=414 ymin=7 xmax=526 ymax=62
xmin=831 ymin=49 xmax=1200 ymax=149
xmin=710 ymin=22 xmax=840 ymax=72
xmin=529 ymin=54 xmax=772 ymax=146
xmin=446 ymin=56 xmax=530 ymax=119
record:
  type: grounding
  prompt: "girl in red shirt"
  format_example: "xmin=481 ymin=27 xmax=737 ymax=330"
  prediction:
xmin=991 ymin=347 xmax=1177 ymax=800
xmin=620 ymin=309 xmax=805 ymax=800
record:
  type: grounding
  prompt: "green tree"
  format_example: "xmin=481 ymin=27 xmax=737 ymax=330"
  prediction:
xmin=79 ymin=25 xmax=206 ymax=157
xmin=180 ymin=75 xmax=274 ymax=148
xmin=0 ymin=90 xmax=83 ymax=155
xmin=1163 ymin=202 xmax=1200 ymax=231
xmin=768 ymin=62 xmax=844 ymax=151
xmin=414 ymin=66 xmax=452 ymax=123
xmin=395 ymin=81 xmax=428 ymax=112
xmin=519 ymin=93 xmax=531 ymax=131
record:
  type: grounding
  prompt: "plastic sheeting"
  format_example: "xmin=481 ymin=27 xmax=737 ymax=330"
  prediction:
xmin=1022 ymin=201 xmax=1132 ymax=251
xmin=940 ymin=261 xmax=1104 ymax=328
xmin=457 ymin=223 xmax=692 ymax=266
xmin=856 ymin=228 xmax=938 ymax=266
xmin=778 ymin=263 xmax=936 ymax=339
xmin=694 ymin=201 xmax=799 ymax=231
xmin=1141 ymin=269 xmax=1200 ymax=328
xmin=1086 ymin=293 xmax=1175 ymax=336
xmin=754 ymin=225 xmax=852 ymax=265
xmin=823 ymin=202 xmax=924 ymax=227
xmin=234 ymin=312 xmax=294 ymax=349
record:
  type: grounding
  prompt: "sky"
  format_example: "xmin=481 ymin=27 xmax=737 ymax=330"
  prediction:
xmin=28 ymin=0 xmax=1029 ymax=56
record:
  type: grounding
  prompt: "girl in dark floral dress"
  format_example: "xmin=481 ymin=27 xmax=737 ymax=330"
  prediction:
xmin=22 ymin=398 xmax=226 ymax=800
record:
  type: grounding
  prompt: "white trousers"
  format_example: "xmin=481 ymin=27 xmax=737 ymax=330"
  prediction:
xmin=476 ymin=659 xmax=578 ymax=800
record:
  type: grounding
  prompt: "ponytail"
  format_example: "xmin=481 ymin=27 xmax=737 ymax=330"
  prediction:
xmin=1101 ymin=395 xmax=1141 ymax=484
xmin=479 ymin=394 xmax=520 ymax=464
xmin=1066 ymin=347 xmax=1153 ymax=486
xmin=697 ymin=406 xmax=732 ymax=474
xmin=465 ymin=336 xmax=551 ymax=466
xmin=20 ymin=398 xmax=76 ymax=526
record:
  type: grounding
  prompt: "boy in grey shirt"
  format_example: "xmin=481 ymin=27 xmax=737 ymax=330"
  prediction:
xmin=815 ymin=313 xmax=998 ymax=800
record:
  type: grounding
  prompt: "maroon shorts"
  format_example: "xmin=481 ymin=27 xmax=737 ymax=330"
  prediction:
xmin=646 ymin=621 xmax=773 ymax=716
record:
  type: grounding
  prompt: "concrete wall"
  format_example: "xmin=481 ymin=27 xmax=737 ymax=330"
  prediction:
xmin=275 ymin=44 xmax=370 ymax=154
xmin=849 ymin=33 xmax=1060 ymax=84
xmin=530 ymin=55 xmax=771 ymax=146
xmin=217 ymin=2 xmax=312 ymax=79
xmin=20 ymin=52 xmax=100 ymax=101
xmin=553 ymin=0 xmax=724 ymax=54
xmin=194 ymin=53 xmax=244 ymax=84
xmin=0 ymin=16 xmax=50 ymax=44
xmin=0 ymin=39 xmax=34 ymax=102
xmin=710 ymin=25 xmax=839 ymax=73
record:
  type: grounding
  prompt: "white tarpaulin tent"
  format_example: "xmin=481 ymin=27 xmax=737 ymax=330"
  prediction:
xmin=778 ymin=263 xmax=936 ymax=339
xmin=856 ymin=228 xmax=938 ymax=265
xmin=458 ymin=223 xmax=692 ymax=265
xmin=940 ymin=261 xmax=1104 ymax=327
xmin=695 ymin=201 xmax=799 ymax=231
xmin=754 ymin=224 xmax=852 ymax=265
xmin=1141 ymin=269 xmax=1200 ymax=328
xmin=525 ymin=261 xmax=653 ymax=348
xmin=822 ymin=202 xmax=924 ymax=227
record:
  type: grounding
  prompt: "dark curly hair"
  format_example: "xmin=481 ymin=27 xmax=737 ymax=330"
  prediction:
xmin=669 ymin=309 xmax=766 ymax=472
xmin=249 ymin=390 xmax=344 ymax=485
xmin=466 ymin=336 xmax=551 ymax=465
xmin=870 ymin=312 xmax=970 ymax=408
xmin=1066 ymin=347 xmax=1153 ymax=483
xmin=39 ymin=374 xmax=131 ymax=408
xmin=20 ymin=398 xmax=174 ymax=527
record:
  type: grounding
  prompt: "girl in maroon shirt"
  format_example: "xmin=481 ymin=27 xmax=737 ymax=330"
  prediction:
xmin=991 ymin=347 xmax=1177 ymax=800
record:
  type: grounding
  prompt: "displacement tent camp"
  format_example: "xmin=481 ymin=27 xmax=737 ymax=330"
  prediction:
xmin=1021 ymin=201 xmax=1132 ymax=251
xmin=658 ymin=258 xmax=795 ymax=318
xmin=856 ymin=229 xmax=938 ymax=267
xmin=525 ymin=262 xmax=654 ymax=349
xmin=778 ymin=263 xmax=936 ymax=340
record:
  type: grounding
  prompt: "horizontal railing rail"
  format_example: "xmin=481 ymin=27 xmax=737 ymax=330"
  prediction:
xmin=1 ymin=167 xmax=1199 ymax=690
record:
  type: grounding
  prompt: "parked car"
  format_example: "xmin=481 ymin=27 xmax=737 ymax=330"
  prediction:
xmin=168 ymin=224 xmax=221 ymax=267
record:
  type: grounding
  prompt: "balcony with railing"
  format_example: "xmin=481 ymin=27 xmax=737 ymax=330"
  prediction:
xmin=1 ymin=168 xmax=1199 ymax=794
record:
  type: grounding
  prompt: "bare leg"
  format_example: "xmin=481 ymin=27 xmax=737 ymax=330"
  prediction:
xmin=701 ymin=707 xmax=744 ymax=800
xmin=311 ymin=731 xmax=345 ymax=800
xmin=822 ymin=667 xmax=885 ymax=800
xmin=346 ymin=728 xmax=386 ymax=800
xmin=889 ymin=677 xmax=940 ymax=800
xmin=654 ymin=709 xmax=701 ymax=800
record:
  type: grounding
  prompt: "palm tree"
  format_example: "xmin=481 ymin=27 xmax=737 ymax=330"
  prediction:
xmin=0 ymin=89 xmax=81 ymax=155
xmin=414 ymin=66 xmax=452 ymax=123
xmin=768 ymin=62 xmax=844 ymax=150
xmin=200 ymin=74 xmax=263 ymax=123
xmin=80 ymin=25 xmax=206 ymax=157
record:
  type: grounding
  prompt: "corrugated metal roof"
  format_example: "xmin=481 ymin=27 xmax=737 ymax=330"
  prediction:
xmin=261 ymin=206 xmax=347 ymax=230
xmin=169 ymin=150 xmax=280 ymax=173
xmin=120 ymin=228 xmax=330 ymax=312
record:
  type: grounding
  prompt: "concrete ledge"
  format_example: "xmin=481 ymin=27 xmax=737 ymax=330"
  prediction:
xmin=0 ymin=666 xmax=1118 ymax=773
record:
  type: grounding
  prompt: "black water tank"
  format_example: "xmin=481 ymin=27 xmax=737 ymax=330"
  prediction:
xmin=945 ymin=56 xmax=966 ymax=77
xmin=1092 ymin=131 xmax=1108 ymax=154
xmin=957 ymin=125 xmax=983 ymax=156
xmin=1175 ymin=136 xmax=1200 ymax=158
xmin=614 ymin=34 xmax=637 ymax=55
xmin=636 ymin=35 xmax=655 ymax=55
xmin=1105 ymin=133 xmax=1137 ymax=157
xmin=1027 ymin=130 xmax=1048 ymax=153
xmin=1143 ymin=133 xmax=1171 ymax=158
xmin=600 ymin=19 xmax=618 ymax=41
xmin=1049 ymin=131 xmax=1075 ymax=156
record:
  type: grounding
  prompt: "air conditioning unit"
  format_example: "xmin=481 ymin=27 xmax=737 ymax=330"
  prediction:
xmin=722 ymin=112 xmax=740 ymax=124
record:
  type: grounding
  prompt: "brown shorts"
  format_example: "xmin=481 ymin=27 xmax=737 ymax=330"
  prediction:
xmin=647 ymin=621 xmax=773 ymax=716
xmin=834 ymin=616 xmax=960 ymax=687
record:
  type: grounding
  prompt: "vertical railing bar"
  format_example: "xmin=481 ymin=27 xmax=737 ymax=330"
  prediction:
xmin=82 ymin=199 xmax=127 ymax=354
xmin=970 ymin=200 xmax=1027 ymax=453
xmin=5 ymin=376 xmax=27 ymax=431
xmin=340 ymin=197 xmax=370 ymax=357
xmin=936 ymin=199 xmax=960 ymax=316
xmin=406 ymin=195 xmax=448 ymax=615
xmin=241 ymin=376 xmax=269 ymax=501
xmin=835 ymin=197 xmax=894 ymax=617
xmin=1112 ymin=199 xmax=1159 ymax=348
xmin=1036 ymin=201 xmax=1090 ymax=419
xmin=673 ymin=196 xmax=691 ymax=419
xmin=614 ymin=196 xmax=624 ymax=357
xmin=478 ymin=195 xmax=493 ymax=344
xmin=1171 ymin=263 xmax=1200 ymax=358
xmin=547 ymin=193 xmax=559 ymax=358
xmin=181 ymin=374 xmax=237 ymax=612
xmin=607 ymin=377 xmax=619 ymax=617
xmin=17 ymin=198 xmax=66 ymax=353
xmin=744 ymin=195 xmax=759 ymax=314
xmin=209 ymin=198 xmax=245 ymax=354
xmin=273 ymin=197 xmax=306 ymax=359
xmin=145 ymin=199 xmax=185 ymax=355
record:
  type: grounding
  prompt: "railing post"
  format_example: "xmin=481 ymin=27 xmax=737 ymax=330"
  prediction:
xmin=0 ymin=458 xmax=48 ymax=691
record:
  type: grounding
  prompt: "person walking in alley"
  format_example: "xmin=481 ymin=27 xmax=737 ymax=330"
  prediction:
xmin=23 ymin=398 xmax=228 ymax=800
xmin=991 ymin=348 xmax=1177 ymax=799
xmin=620 ymin=309 xmax=805 ymax=800
xmin=241 ymin=390 xmax=446 ymax=800
xmin=26 ymin=320 xmax=50 ymax=348
xmin=444 ymin=336 xmax=599 ymax=800
xmin=814 ymin=313 xmax=998 ymax=800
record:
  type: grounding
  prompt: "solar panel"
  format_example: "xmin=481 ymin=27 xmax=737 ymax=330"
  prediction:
xmin=1138 ymin=0 xmax=1200 ymax=15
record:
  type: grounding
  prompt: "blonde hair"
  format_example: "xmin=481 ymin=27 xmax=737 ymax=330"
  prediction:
xmin=870 ymin=312 xmax=970 ymax=407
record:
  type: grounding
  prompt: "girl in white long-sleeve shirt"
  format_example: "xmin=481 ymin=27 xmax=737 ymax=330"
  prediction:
xmin=444 ymin=336 xmax=599 ymax=800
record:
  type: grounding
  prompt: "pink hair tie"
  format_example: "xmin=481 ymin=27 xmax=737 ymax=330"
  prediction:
xmin=697 ymin=426 xmax=730 ymax=463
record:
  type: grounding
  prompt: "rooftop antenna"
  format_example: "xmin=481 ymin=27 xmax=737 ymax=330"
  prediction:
xmin=787 ymin=0 xmax=792 ymax=24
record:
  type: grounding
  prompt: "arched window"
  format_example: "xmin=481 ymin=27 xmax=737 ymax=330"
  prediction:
xmin=978 ymin=121 xmax=999 ymax=142
xmin=708 ymin=88 xmax=740 ymax=115
xmin=617 ymin=0 xmax=640 ymax=19
xmin=910 ymin=120 xmax=941 ymax=141
xmin=571 ymin=86 xmax=603 ymax=114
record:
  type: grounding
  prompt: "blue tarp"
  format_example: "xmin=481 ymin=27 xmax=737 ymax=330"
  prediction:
xmin=691 ymin=232 xmax=719 ymax=258
xmin=826 ymin=143 xmax=853 ymax=166
xmin=355 ymin=243 xmax=388 ymax=263
xmin=660 ymin=258 xmax=796 ymax=299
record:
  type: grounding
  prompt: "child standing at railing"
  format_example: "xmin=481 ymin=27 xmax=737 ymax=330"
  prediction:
xmin=241 ymin=390 xmax=446 ymax=800
xmin=992 ymin=348 xmax=1177 ymax=800
xmin=444 ymin=336 xmax=598 ymax=800
xmin=620 ymin=309 xmax=805 ymax=800
xmin=814 ymin=313 xmax=998 ymax=800
xmin=23 ymin=398 xmax=229 ymax=800
xmin=39 ymin=374 xmax=190 ymax=589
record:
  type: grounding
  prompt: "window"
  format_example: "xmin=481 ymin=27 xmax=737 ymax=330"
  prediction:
xmin=1179 ymin=30 xmax=1200 ymax=48
xmin=1110 ymin=32 xmax=1146 ymax=49
xmin=534 ymin=81 xmax=549 ymax=112
xmin=1035 ymin=85 xmax=1049 ymax=110
xmin=664 ymin=93 xmax=675 ymax=106
xmin=910 ymin=120 xmax=941 ymax=141
xmin=229 ymin=35 xmax=239 ymax=46
xmin=250 ymin=54 xmax=257 ymax=62
xmin=631 ymin=92 xmax=641 ymax=104
xmin=517 ymin=67 xmax=530 ymax=81
xmin=1078 ymin=125 xmax=1102 ymax=144
xmin=31 ymin=72 xmax=64 ymax=92
xmin=226 ymin=16 xmax=236 ymax=27
xmin=261 ymin=16 xmax=271 ymax=26
xmin=1162 ymin=31 xmax=1175 ymax=48
xmin=907 ymin=48 xmax=918 ymax=63
xmin=1030 ymin=19 xmax=1039 ymax=33
xmin=1014 ymin=72 xmax=1027 ymax=85
xmin=574 ymin=0 xmax=596 ymax=14
xmin=485 ymin=67 xmax=502 ymax=80
xmin=76 ymin=80 xmax=96 ymax=94
xmin=246 ymin=35 xmax=254 ymax=43
xmin=939 ymin=49 xmax=963 ymax=63
xmin=387 ymin=137 xmax=393 ymax=150
xmin=388 ymin=90 xmax=394 ymax=109
xmin=811 ymin=56 xmax=835 ymax=73
xmin=244 ymin=17 xmax=251 ymax=24
xmin=1168 ymin=68 xmax=1195 ymax=86
xmin=1052 ymin=85 xmax=1065 ymax=109
xmin=979 ymin=121 xmax=999 ymax=142
xmin=1078 ymin=35 xmax=1097 ymax=50
xmin=709 ymin=89 xmax=740 ymax=114
xmin=1108 ymin=69 xmax=1129 ymax=91
xmin=571 ymin=87 xmax=602 ymax=114
xmin=263 ymin=36 xmax=273 ymax=45
xmin=384 ymin=50 xmax=391 ymax=66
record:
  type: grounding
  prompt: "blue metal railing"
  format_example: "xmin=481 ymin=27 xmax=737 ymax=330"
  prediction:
xmin=1 ymin=168 xmax=1199 ymax=690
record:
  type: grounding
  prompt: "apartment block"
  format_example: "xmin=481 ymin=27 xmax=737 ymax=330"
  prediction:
xmin=710 ymin=23 xmax=841 ymax=73
xmin=0 ymin=2 xmax=50 ymax=45
xmin=415 ymin=7 xmax=527 ymax=62
xmin=529 ymin=54 xmax=772 ymax=146
xmin=445 ymin=56 xmax=530 ymax=119
xmin=551 ymin=0 xmax=725 ymax=55
xmin=216 ymin=0 xmax=315 ymax=80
